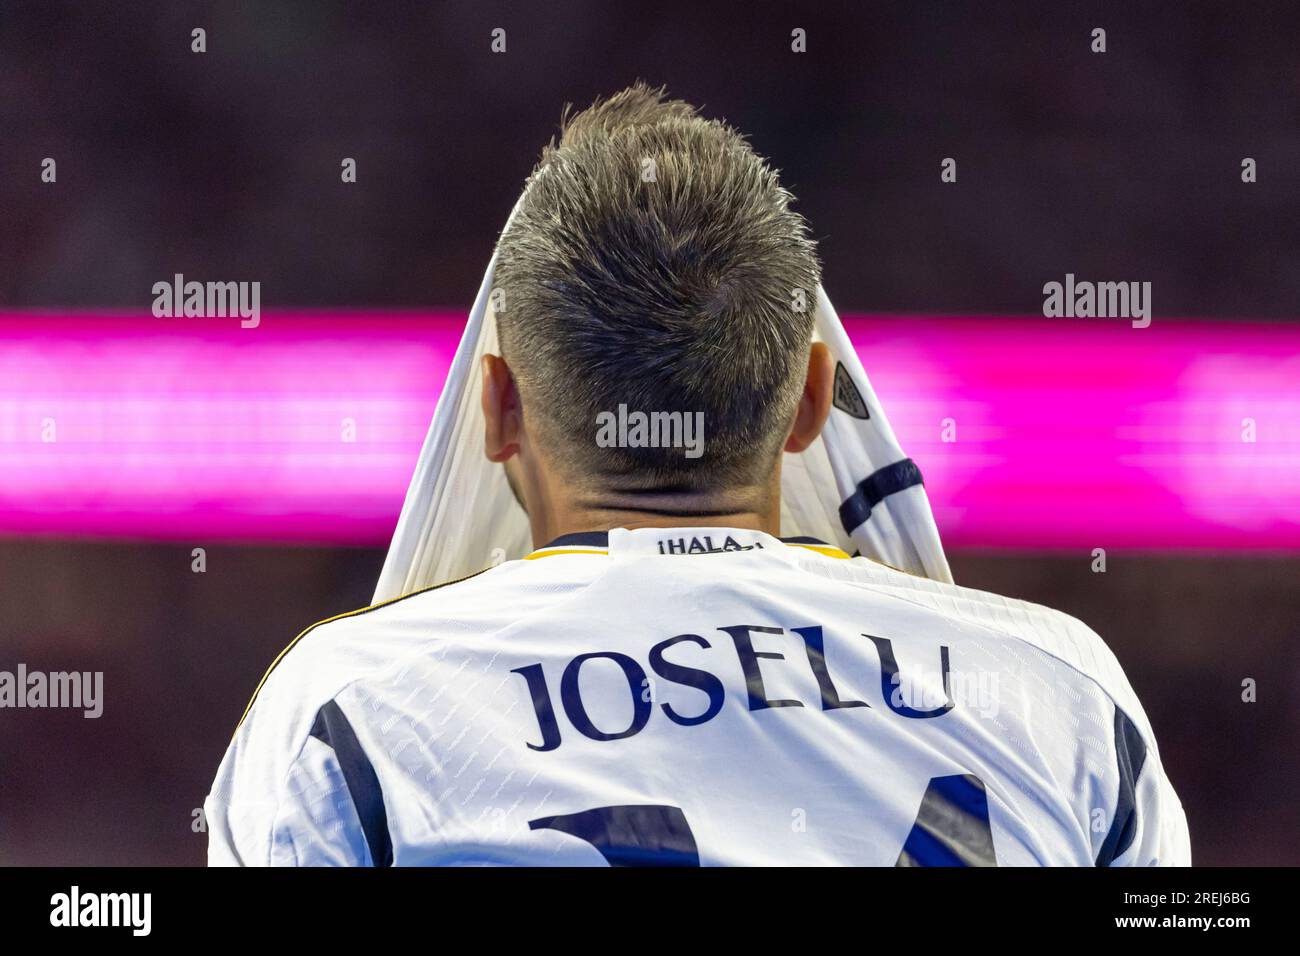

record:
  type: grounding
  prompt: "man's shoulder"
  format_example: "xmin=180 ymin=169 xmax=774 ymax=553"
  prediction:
xmin=236 ymin=558 xmax=589 ymax=737
xmin=836 ymin=557 xmax=1155 ymax=741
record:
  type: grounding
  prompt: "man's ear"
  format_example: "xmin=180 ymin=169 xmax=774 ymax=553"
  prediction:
xmin=481 ymin=353 xmax=523 ymax=463
xmin=784 ymin=341 xmax=835 ymax=454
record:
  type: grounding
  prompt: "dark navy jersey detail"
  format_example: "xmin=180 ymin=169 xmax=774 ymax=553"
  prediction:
xmin=838 ymin=458 xmax=925 ymax=536
xmin=1095 ymin=706 xmax=1149 ymax=866
xmin=310 ymin=701 xmax=393 ymax=867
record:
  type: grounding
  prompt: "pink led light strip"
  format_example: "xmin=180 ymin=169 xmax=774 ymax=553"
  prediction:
xmin=1 ymin=312 xmax=1297 ymax=549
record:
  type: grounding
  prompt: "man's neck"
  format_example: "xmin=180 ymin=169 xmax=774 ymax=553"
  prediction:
xmin=528 ymin=490 xmax=779 ymax=548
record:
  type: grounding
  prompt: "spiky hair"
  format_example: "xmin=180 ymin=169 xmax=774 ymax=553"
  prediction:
xmin=494 ymin=82 xmax=821 ymax=489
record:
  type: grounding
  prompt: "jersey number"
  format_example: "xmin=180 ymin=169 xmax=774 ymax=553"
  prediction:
xmin=529 ymin=773 xmax=996 ymax=866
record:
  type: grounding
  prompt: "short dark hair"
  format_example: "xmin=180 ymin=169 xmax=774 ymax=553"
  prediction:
xmin=494 ymin=83 xmax=821 ymax=490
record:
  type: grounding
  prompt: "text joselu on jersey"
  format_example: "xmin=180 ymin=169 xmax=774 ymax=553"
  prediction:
xmin=512 ymin=623 xmax=995 ymax=752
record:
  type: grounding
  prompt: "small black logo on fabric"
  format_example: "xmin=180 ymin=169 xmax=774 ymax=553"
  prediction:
xmin=833 ymin=362 xmax=870 ymax=419
xmin=657 ymin=535 xmax=764 ymax=555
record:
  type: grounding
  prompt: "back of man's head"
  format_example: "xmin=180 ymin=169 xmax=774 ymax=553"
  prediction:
xmin=494 ymin=82 xmax=822 ymax=492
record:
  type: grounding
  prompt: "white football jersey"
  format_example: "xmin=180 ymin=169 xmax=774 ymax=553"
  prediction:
xmin=206 ymin=527 xmax=1190 ymax=866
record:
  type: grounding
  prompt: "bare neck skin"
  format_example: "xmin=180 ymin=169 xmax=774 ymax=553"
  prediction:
xmin=480 ymin=342 xmax=834 ymax=549
xmin=506 ymin=461 xmax=785 ymax=547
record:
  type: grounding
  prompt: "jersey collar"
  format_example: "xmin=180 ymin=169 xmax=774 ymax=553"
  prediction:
xmin=525 ymin=529 xmax=850 ymax=560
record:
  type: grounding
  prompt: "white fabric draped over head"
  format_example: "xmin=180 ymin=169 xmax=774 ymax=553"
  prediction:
xmin=375 ymin=194 xmax=950 ymax=602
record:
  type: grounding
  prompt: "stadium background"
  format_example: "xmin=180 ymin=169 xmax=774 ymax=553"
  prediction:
xmin=1 ymin=0 xmax=1297 ymax=864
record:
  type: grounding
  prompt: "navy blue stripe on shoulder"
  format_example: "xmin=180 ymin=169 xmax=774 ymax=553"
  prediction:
xmin=1095 ymin=705 xmax=1149 ymax=866
xmin=310 ymin=700 xmax=394 ymax=867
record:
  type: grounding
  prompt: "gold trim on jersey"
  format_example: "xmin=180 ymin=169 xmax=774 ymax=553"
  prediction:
xmin=233 ymin=568 xmax=489 ymax=737
xmin=787 ymin=543 xmax=851 ymax=559
xmin=524 ymin=548 xmax=610 ymax=560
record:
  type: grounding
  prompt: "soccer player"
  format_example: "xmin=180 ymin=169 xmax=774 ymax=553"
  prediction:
xmin=206 ymin=85 xmax=1190 ymax=866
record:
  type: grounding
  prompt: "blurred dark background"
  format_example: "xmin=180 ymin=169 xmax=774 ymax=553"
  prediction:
xmin=1 ymin=0 xmax=1298 ymax=865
